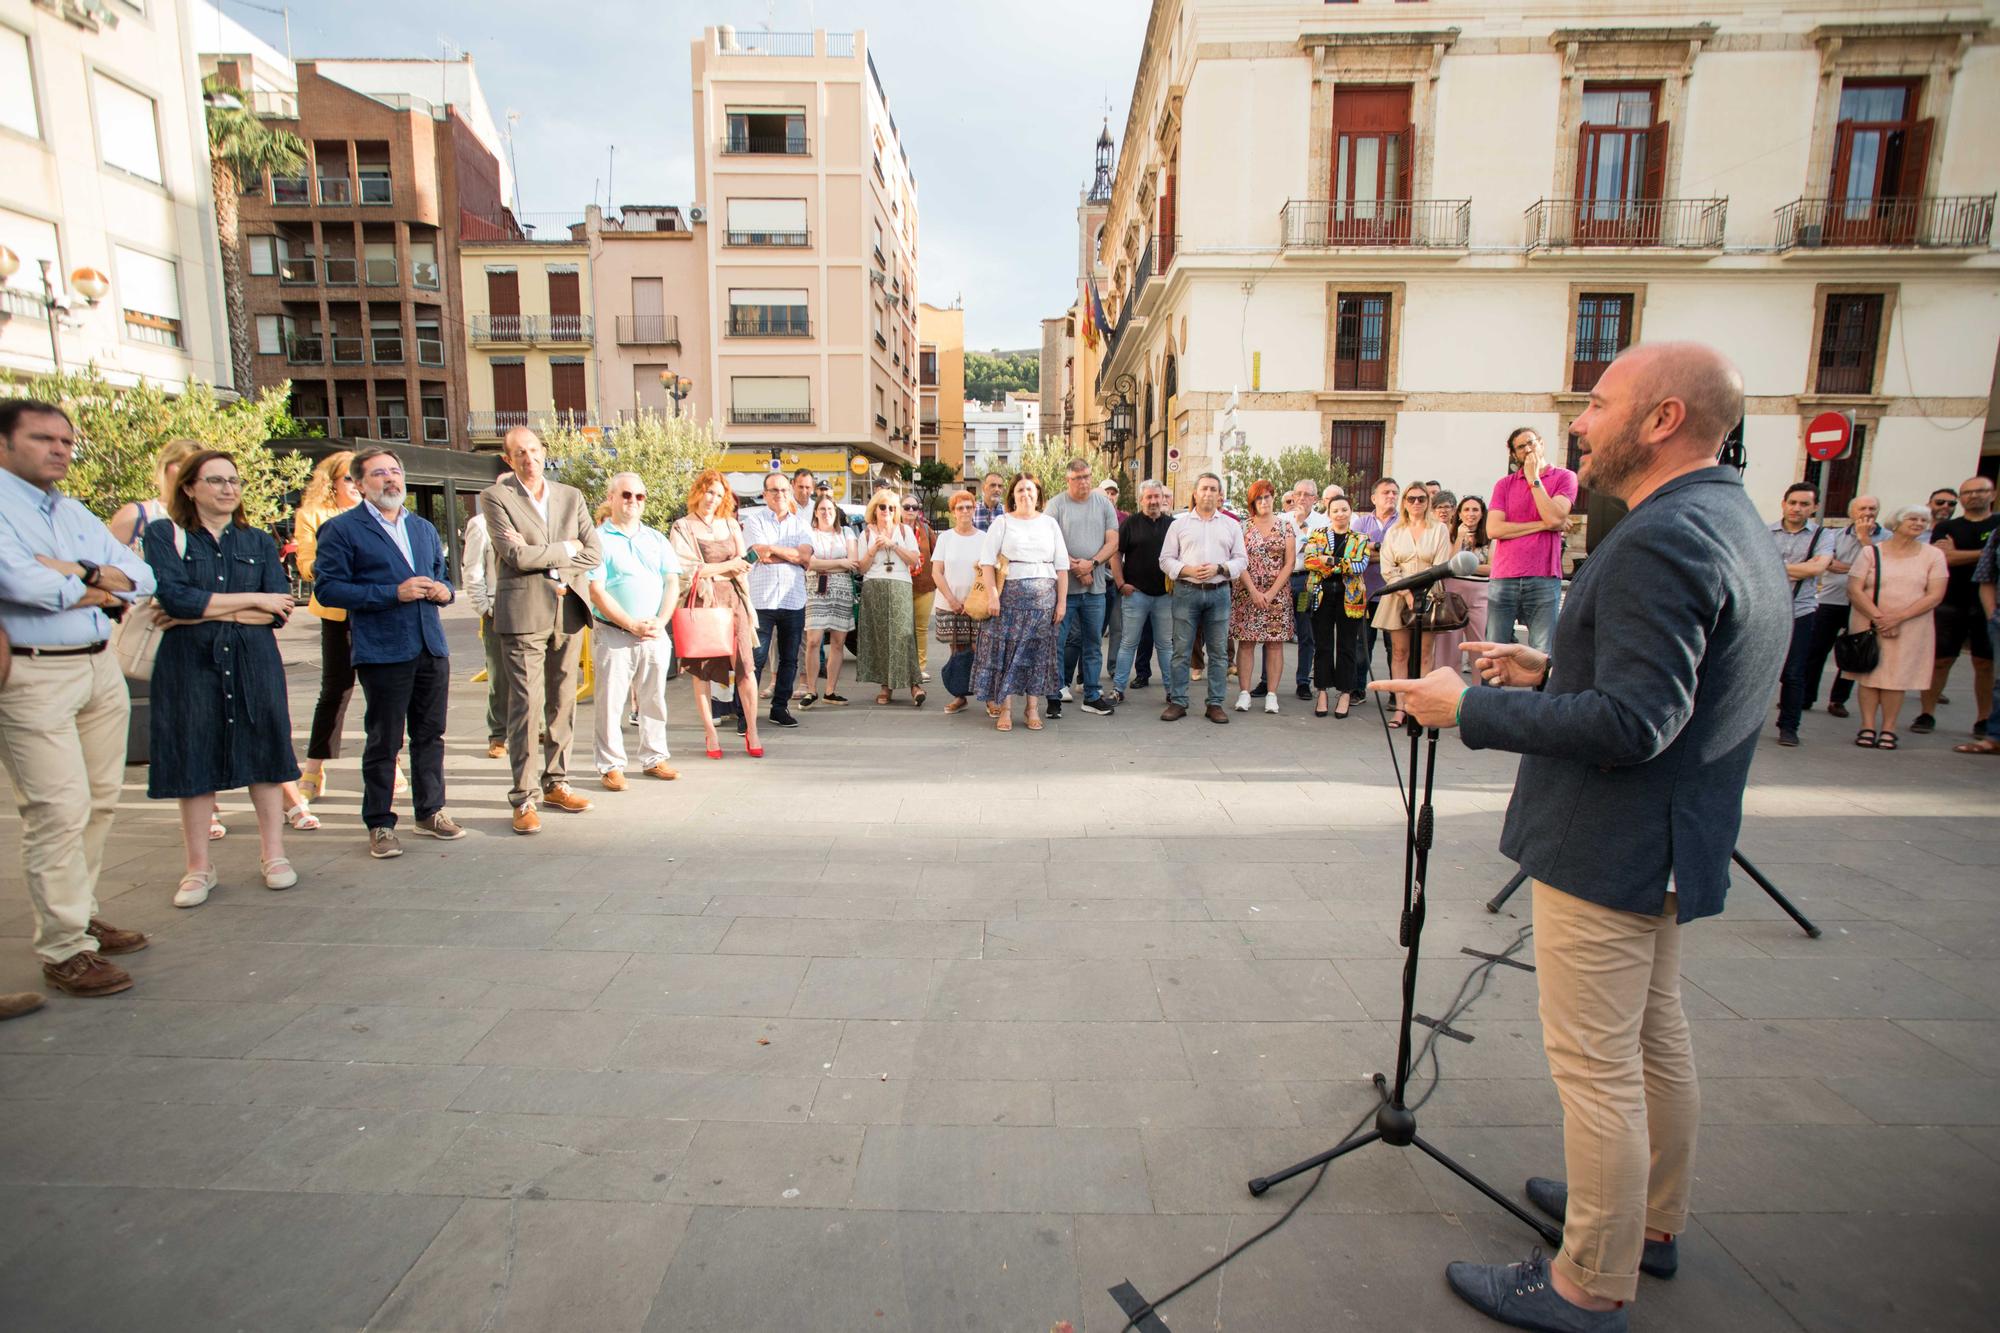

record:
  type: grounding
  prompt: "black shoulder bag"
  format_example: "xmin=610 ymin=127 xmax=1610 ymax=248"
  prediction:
xmin=1831 ymin=543 xmax=1881 ymax=676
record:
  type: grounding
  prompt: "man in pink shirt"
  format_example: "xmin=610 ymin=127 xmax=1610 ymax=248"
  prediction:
xmin=1486 ymin=427 xmax=1577 ymax=657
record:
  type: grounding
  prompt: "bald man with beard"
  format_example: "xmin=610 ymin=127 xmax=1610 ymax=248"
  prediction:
xmin=1374 ymin=343 xmax=1789 ymax=1333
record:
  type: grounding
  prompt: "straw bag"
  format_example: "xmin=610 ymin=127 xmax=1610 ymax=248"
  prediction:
xmin=113 ymin=524 xmax=185 ymax=681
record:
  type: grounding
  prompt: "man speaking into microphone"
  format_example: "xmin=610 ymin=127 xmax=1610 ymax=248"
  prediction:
xmin=1371 ymin=343 xmax=1787 ymax=1333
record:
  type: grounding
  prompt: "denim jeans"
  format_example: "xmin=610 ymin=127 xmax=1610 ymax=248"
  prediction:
xmin=754 ymin=606 xmax=805 ymax=717
xmin=1803 ymin=601 xmax=1856 ymax=710
xmin=1777 ymin=613 xmax=1815 ymax=734
xmin=1289 ymin=572 xmax=1314 ymax=689
xmin=1051 ymin=590 xmax=1106 ymax=704
xmin=1169 ymin=582 xmax=1232 ymax=709
xmin=1114 ymin=588 xmax=1173 ymax=691
xmin=1487 ymin=575 xmax=1562 ymax=657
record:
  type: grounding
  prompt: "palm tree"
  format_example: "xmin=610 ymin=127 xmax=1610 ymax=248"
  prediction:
xmin=203 ymin=77 xmax=305 ymax=396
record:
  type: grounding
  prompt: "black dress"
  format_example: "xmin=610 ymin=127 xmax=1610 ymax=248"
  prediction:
xmin=143 ymin=518 xmax=301 ymax=799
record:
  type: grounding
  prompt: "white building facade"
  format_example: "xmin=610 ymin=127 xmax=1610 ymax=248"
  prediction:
xmin=1091 ymin=0 xmax=2000 ymax=519
xmin=1 ymin=0 xmax=232 ymax=392
xmin=965 ymin=395 xmax=1036 ymax=472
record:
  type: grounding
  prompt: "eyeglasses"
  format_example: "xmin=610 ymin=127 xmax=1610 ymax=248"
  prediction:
xmin=619 ymin=490 xmax=647 ymax=501
xmin=1408 ymin=496 xmax=1429 ymax=505
xmin=365 ymin=466 xmax=404 ymax=480
xmin=902 ymin=503 xmax=920 ymax=511
xmin=196 ymin=475 xmax=241 ymax=489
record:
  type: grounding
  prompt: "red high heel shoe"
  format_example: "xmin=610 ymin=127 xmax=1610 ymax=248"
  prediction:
xmin=704 ymin=736 xmax=723 ymax=760
xmin=744 ymin=737 xmax=764 ymax=759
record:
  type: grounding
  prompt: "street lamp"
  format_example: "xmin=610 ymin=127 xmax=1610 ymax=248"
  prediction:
xmin=1104 ymin=373 xmax=1137 ymax=468
xmin=657 ymin=370 xmax=693 ymax=417
xmin=0 ymin=247 xmax=110 ymax=374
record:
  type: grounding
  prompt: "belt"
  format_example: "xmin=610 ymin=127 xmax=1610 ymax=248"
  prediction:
xmin=11 ymin=641 xmax=108 ymax=658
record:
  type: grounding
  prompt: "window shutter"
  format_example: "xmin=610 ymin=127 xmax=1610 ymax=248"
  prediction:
xmin=1395 ymin=126 xmax=1413 ymax=204
xmin=548 ymin=269 xmax=580 ymax=318
xmin=551 ymin=361 xmax=587 ymax=414
xmin=1897 ymin=118 xmax=1934 ymax=199
xmin=1642 ymin=120 xmax=1669 ymax=203
xmin=1574 ymin=124 xmax=1595 ymax=200
xmin=492 ymin=362 xmax=527 ymax=413
xmin=487 ymin=269 xmax=520 ymax=317
xmin=1827 ymin=122 xmax=1858 ymax=202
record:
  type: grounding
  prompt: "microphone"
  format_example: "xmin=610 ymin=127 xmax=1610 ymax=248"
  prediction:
xmin=1375 ymin=549 xmax=1480 ymax=598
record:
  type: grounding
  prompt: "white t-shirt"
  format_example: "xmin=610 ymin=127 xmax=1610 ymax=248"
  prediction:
xmin=980 ymin=512 xmax=1070 ymax=580
xmin=861 ymin=523 xmax=916 ymax=582
xmin=932 ymin=527 xmax=983 ymax=600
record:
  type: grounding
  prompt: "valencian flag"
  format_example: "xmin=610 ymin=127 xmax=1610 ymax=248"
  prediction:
xmin=1084 ymin=277 xmax=1113 ymax=350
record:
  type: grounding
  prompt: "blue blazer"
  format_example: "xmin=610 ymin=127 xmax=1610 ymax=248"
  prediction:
xmin=1459 ymin=466 xmax=1790 ymax=922
xmin=310 ymin=504 xmax=453 ymax=665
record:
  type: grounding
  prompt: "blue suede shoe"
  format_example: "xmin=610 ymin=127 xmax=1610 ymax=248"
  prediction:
xmin=1445 ymin=1249 xmax=1629 ymax=1333
xmin=1525 ymin=1177 xmax=1679 ymax=1279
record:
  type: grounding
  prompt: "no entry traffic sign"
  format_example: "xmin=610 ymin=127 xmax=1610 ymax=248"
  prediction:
xmin=1806 ymin=410 xmax=1854 ymax=462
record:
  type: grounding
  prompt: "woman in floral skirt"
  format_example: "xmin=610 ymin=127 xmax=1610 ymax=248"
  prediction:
xmin=1230 ymin=479 xmax=1297 ymax=714
xmin=971 ymin=474 xmax=1070 ymax=731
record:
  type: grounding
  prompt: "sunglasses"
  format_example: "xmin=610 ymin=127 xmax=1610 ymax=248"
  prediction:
xmin=901 ymin=503 xmax=920 ymax=510
xmin=619 ymin=490 xmax=647 ymax=501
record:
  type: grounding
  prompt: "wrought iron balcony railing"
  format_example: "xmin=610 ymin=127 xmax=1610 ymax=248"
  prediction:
xmin=471 ymin=314 xmax=535 ymax=343
xmin=719 ymin=135 xmax=810 ymax=156
xmin=728 ymin=312 xmax=811 ymax=337
xmin=544 ymin=314 xmax=592 ymax=341
xmin=730 ymin=408 xmax=813 ymax=425
xmin=1775 ymin=195 xmax=1995 ymax=251
xmin=1279 ymin=199 xmax=1471 ymax=249
xmin=615 ymin=315 xmax=680 ymax=345
xmin=724 ymin=229 xmax=810 ymax=247
xmin=1525 ymin=198 xmax=1727 ymax=250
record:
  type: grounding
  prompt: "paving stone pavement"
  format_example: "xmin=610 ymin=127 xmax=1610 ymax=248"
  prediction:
xmin=0 ymin=605 xmax=1994 ymax=1331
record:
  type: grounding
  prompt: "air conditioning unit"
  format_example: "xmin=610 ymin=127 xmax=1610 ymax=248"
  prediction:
xmin=1797 ymin=222 xmax=1824 ymax=249
xmin=869 ymin=268 xmax=887 ymax=287
xmin=687 ymin=205 xmax=707 ymax=224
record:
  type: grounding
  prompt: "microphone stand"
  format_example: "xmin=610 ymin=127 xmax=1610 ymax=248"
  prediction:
xmin=1247 ymin=580 xmax=1560 ymax=1248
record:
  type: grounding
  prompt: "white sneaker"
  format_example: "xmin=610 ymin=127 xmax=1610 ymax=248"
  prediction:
xmin=1265 ymin=695 xmax=1281 ymax=715
xmin=1235 ymin=690 xmax=1252 ymax=712
xmin=1060 ymin=687 xmax=1073 ymax=703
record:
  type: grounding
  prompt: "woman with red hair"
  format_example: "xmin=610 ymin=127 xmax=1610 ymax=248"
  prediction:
xmin=1229 ymin=478 xmax=1296 ymax=714
xmin=669 ymin=469 xmax=763 ymax=757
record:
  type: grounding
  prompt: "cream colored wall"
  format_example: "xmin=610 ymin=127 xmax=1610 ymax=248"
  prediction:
xmin=1392 ymin=411 xmax=1558 ymax=496
xmin=1681 ymin=51 xmax=1819 ymax=242
xmin=1181 ymin=56 xmax=1310 ymax=250
xmin=1939 ymin=47 xmax=2000 ymax=197
xmin=1432 ymin=52 xmax=1562 ymax=245
xmin=590 ymin=232 xmax=710 ymax=424
xmin=1400 ymin=279 xmax=1570 ymax=392
xmin=1878 ymin=279 xmax=2000 ymax=400
xmin=1639 ymin=278 xmax=1819 ymax=395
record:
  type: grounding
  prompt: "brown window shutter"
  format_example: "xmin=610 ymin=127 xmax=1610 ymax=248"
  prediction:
xmin=551 ymin=362 xmax=587 ymax=414
xmin=1897 ymin=118 xmax=1934 ymax=198
xmin=1575 ymin=125 xmax=1596 ymax=199
xmin=1395 ymin=126 xmax=1413 ymax=203
xmin=492 ymin=362 xmax=527 ymax=413
xmin=548 ymin=270 xmax=580 ymax=318
xmin=487 ymin=270 xmax=520 ymax=317
xmin=1642 ymin=120 xmax=1669 ymax=202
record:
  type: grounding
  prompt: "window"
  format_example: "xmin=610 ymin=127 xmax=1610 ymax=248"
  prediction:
xmin=114 ymin=245 xmax=180 ymax=347
xmin=875 ymin=385 xmax=887 ymax=428
xmin=364 ymin=241 xmax=397 ymax=285
xmin=551 ymin=359 xmax=587 ymax=416
xmin=920 ymin=349 xmax=938 ymax=385
xmin=1829 ymin=80 xmax=1930 ymax=242
xmin=1330 ymin=85 xmax=1411 ymax=240
xmin=1572 ymin=292 xmax=1634 ymax=392
xmin=725 ymin=107 xmax=806 ymax=154
xmin=1575 ymin=83 xmax=1665 ymax=240
xmin=1 ymin=26 xmax=38 ymax=140
xmin=485 ymin=267 xmax=521 ymax=337
xmin=873 ymin=218 xmax=885 ymax=261
xmin=873 ymin=303 xmax=885 ymax=345
xmin=1329 ymin=420 xmax=1386 ymax=491
xmin=410 ymin=238 xmax=439 ymax=290
xmin=731 ymin=376 xmax=811 ymax=424
xmin=1805 ymin=421 xmax=1868 ymax=519
xmin=247 ymin=235 xmax=276 ymax=276
xmin=255 ymin=314 xmax=283 ymax=355
xmin=725 ymin=198 xmax=807 ymax=245
xmin=1817 ymin=293 xmax=1884 ymax=395
xmin=414 ymin=314 xmax=444 ymax=366
xmin=729 ymin=288 xmax=809 ymax=336
xmin=93 ymin=74 xmax=162 ymax=183
xmin=371 ymin=320 xmax=403 ymax=363
xmin=491 ymin=361 xmax=528 ymax=429
xmin=0 ymin=210 xmax=61 ymax=310
xmin=1331 ymin=292 xmax=1390 ymax=391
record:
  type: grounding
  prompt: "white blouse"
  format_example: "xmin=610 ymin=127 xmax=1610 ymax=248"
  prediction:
xmin=980 ymin=512 xmax=1070 ymax=581
xmin=931 ymin=527 xmax=983 ymax=599
xmin=861 ymin=523 xmax=917 ymax=583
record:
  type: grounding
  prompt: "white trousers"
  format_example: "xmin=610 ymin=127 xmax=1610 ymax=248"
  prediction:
xmin=592 ymin=624 xmax=672 ymax=772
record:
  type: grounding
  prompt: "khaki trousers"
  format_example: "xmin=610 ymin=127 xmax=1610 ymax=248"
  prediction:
xmin=913 ymin=589 xmax=935 ymax=674
xmin=501 ymin=623 xmax=583 ymax=809
xmin=0 ymin=652 xmax=129 ymax=962
xmin=1533 ymin=880 xmax=1698 ymax=1304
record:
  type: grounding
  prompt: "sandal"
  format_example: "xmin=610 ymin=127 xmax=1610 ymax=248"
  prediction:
xmin=995 ymin=712 xmax=1013 ymax=732
xmin=261 ymin=857 xmax=298 ymax=891
xmin=208 ymin=814 xmax=226 ymax=841
xmin=284 ymin=802 xmax=320 ymax=831
xmin=1025 ymin=711 xmax=1044 ymax=731
xmin=1854 ymin=729 xmax=1877 ymax=748
xmin=1876 ymin=731 xmax=1899 ymax=751
xmin=912 ymin=688 xmax=927 ymax=707
xmin=173 ymin=868 xmax=216 ymax=908
xmin=876 ymin=690 xmax=892 ymax=705
xmin=1954 ymin=738 xmax=2000 ymax=755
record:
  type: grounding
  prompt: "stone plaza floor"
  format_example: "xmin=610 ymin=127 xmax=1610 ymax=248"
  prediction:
xmin=0 ymin=603 xmax=1994 ymax=1331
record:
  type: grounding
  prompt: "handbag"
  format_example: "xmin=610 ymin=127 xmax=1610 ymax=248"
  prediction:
xmin=669 ymin=578 xmax=736 ymax=661
xmin=1832 ymin=545 xmax=1881 ymax=676
xmin=963 ymin=519 xmax=1007 ymax=621
xmin=113 ymin=524 xmax=186 ymax=681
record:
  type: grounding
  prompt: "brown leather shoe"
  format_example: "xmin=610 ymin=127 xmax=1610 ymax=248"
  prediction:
xmin=642 ymin=762 xmax=679 ymax=781
xmin=542 ymin=783 xmax=593 ymax=813
xmin=1160 ymin=703 xmax=1187 ymax=721
xmin=486 ymin=740 xmax=507 ymax=759
xmin=0 ymin=991 xmax=46 ymax=1019
xmin=601 ymin=769 xmax=628 ymax=792
xmin=42 ymin=951 xmax=134 ymax=997
xmin=512 ymin=803 xmax=542 ymax=835
xmin=87 ymin=918 xmax=149 ymax=955
xmin=1205 ymin=705 xmax=1230 ymax=724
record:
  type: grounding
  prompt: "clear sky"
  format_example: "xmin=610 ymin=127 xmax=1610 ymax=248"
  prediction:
xmin=212 ymin=0 xmax=1152 ymax=351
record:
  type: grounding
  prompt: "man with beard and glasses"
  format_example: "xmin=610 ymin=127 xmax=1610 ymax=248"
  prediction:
xmin=311 ymin=447 xmax=464 ymax=857
xmin=1487 ymin=427 xmax=1577 ymax=657
xmin=1373 ymin=343 xmax=1788 ymax=1333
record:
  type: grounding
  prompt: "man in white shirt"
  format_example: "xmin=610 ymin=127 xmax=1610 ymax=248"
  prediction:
xmin=742 ymin=472 xmax=815 ymax=728
xmin=1159 ymin=471 xmax=1247 ymax=723
xmin=460 ymin=507 xmax=507 ymax=758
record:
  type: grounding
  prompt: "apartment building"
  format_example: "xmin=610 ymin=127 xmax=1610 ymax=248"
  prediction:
xmin=1089 ymin=1 xmax=2000 ymax=516
xmin=965 ymin=393 xmax=1039 ymax=474
xmin=199 ymin=41 xmax=510 ymax=451
xmin=587 ymin=203 xmax=710 ymax=430
xmin=460 ymin=233 xmax=595 ymax=448
xmin=689 ymin=26 xmax=920 ymax=498
xmin=0 ymin=0 xmax=231 ymax=391
xmin=917 ymin=301 xmax=965 ymax=473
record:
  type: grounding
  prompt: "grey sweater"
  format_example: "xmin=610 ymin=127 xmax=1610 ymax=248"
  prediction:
xmin=1460 ymin=466 xmax=1789 ymax=921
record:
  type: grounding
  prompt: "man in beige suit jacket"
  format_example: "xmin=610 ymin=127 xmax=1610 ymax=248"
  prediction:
xmin=480 ymin=427 xmax=602 ymax=833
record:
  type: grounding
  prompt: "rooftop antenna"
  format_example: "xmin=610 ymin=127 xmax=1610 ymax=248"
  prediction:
xmin=606 ymin=145 xmax=616 ymax=212
xmin=224 ymin=1 xmax=294 ymax=66
xmin=504 ymin=110 xmax=523 ymax=217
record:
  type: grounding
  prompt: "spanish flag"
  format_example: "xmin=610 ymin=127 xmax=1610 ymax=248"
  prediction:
xmin=1084 ymin=278 xmax=1113 ymax=351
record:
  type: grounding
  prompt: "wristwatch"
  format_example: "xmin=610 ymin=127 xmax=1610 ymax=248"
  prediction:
xmin=77 ymin=560 xmax=101 ymax=587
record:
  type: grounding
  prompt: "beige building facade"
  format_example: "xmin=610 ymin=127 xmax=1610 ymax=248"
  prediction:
xmin=0 ymin=0 xmax=231 ymax=393
xmin=586 ymin=204 xmax=710 ymax=430
xmin=1090 ymin=0 xmax=2000 ymax=517
xmin=460 ymin=235 xmax=595 ymax=448
xmin=917 ymin=301 xmax=964 ymax=474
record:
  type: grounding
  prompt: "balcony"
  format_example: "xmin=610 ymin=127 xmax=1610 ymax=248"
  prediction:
xmin=875 ymin=413 xmax=889 ymax=430
xmin=336 ymin=415 xmax=371 ymax=437
xmin=730 ymin=408 xmax=813 ymax=425
xmin=248 ymin=90 xmax=297 ymax=119
xmin=284 ymin=336 xmax=323 ymax=365
xmin=322 ymin=256 xmax=358 ymax=285
xmin=466 ymin=409 xmax=596 ymax=437
xmin=1526 ymin=198 xmax=1727 ymax=251
xmin=544 ymin=314 xmax=593 ymax=342
xmin=364 ymin=258 xmax=398 ymax=286
xmin=416 ymin=337 xmax=445 ymax=366
xmin=719 ymin=134 xmax=810 ymax=156
xmin=359 ymin=176 xmax=393 ymax=206
xmin=1775 ymin=195 xmax=1995 ymax=251
xmin=874 ymin=330 xmax=887 ymax=348
xmin=471 ymin=314 xmax=535 ymax=343
xmin=422 ymin=416 xmax=450 ymax=444
xmin=270 ymin=175 xmax=309 ymax=205
xmin=411 ymin=261 xmax=441 ymax=291
xmin=0 ymin=287 xmax=45 ymax=321
xmin=728 ymin=312 xmax=811 ymax=338
xmin=615 ymin=315 xmax=680 ymax=346
xmin=1279 ymin=199 xmax=1472 ymax=250
xmin=317 ymin=176 xmax=352 ymax=205
xmin=292 ymin=415 xmax=328 ymax=436
xmin=331 ymin=337 xmax=364 ymax=365
xmin=717 ymin=29 xmax=818 ymax=56
xmin=372 ymin=335 xmax=404 ymax=364
xmin=377 ymin=416 xmax=412 ymax=442
xmin=724 ymin=229 xmax=810 ymax=247
xmin=277 ymin=256 xmax=316 ymax=286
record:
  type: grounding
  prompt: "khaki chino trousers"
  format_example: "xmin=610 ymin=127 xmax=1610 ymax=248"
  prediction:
xmin=1532 ymin=879 xmax=1698 ymax=1304
xmin=501 ymin=623 xmax=584 ymax=809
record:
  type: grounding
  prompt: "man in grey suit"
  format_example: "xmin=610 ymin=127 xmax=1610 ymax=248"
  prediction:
xmin=479 ymin=427 xmax=602 ymax=834
xmin=1375 ymin=343 xmax=1788 ymax=1333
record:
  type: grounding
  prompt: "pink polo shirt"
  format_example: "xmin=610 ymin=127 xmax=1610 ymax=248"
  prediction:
xmin=1488 ymin=466 xmax=1577 ymax=579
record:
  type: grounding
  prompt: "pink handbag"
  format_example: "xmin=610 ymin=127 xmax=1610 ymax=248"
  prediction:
xmin=669 ymin=579 xmax=735 ymax=661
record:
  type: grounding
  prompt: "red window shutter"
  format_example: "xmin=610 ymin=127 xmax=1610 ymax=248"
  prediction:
xmin=1395 ymin=126 xmax=1414 ymax=203
xmin=492 ymin=363 xmax=527 ymax=413
xmin=1575 ymin=124 xmax=1595 ymax=199
xmin=551 ymin=362 xmax=587 ymax=414
xmin=487 ymin=270 xmax=520 ymax=317
xmin=1827 ymin=122 xmax=1859 ymax=201
xmin=548 ymin=270 xmax=581 ymax=318
xmin=1897 ymin=118 xmax=1934 ymax=198
xmin=1642 ymin=120 xmax=1669 ymax=202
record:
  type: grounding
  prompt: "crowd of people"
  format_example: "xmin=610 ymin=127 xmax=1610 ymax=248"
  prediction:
xmin=0 ymin=389 xmax=1993 ymax=1013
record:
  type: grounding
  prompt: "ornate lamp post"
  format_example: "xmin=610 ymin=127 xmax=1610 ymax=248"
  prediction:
xmin=657 ymin=369 xmax=693 ymax=417
xmin=0 ymin=246 xmax=110 ymax=374
xmin=1104 ymin=373 xmax=1136 ymax=470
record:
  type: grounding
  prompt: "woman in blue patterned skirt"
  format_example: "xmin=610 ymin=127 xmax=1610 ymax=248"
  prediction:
xmin=970 ymin=474 xmax=1070 ymax=731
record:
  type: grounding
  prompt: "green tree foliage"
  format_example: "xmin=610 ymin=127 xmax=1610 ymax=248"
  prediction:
xmin=6 ymin=365 xmax=311 ymax=527
xmin=963 ymin=350 xmax=1039 ymax=406
xmin=1223 ymin=444 xmax=1357 ymax=509
xmin=1010 ymin=433 xmax=1114 ymax=504
xmin=541 ymin=411 xmax=723 ymax=529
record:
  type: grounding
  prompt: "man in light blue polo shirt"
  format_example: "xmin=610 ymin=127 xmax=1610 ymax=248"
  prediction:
xmin=585 ymin=473 xmax=681 ymax=789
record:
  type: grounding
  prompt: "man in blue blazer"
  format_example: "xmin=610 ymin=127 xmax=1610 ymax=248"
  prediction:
xmin=1374 ymin=344 xmax=1789 ymax=1333
xmin=310 ymin=447 xmax=467 ymax=857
